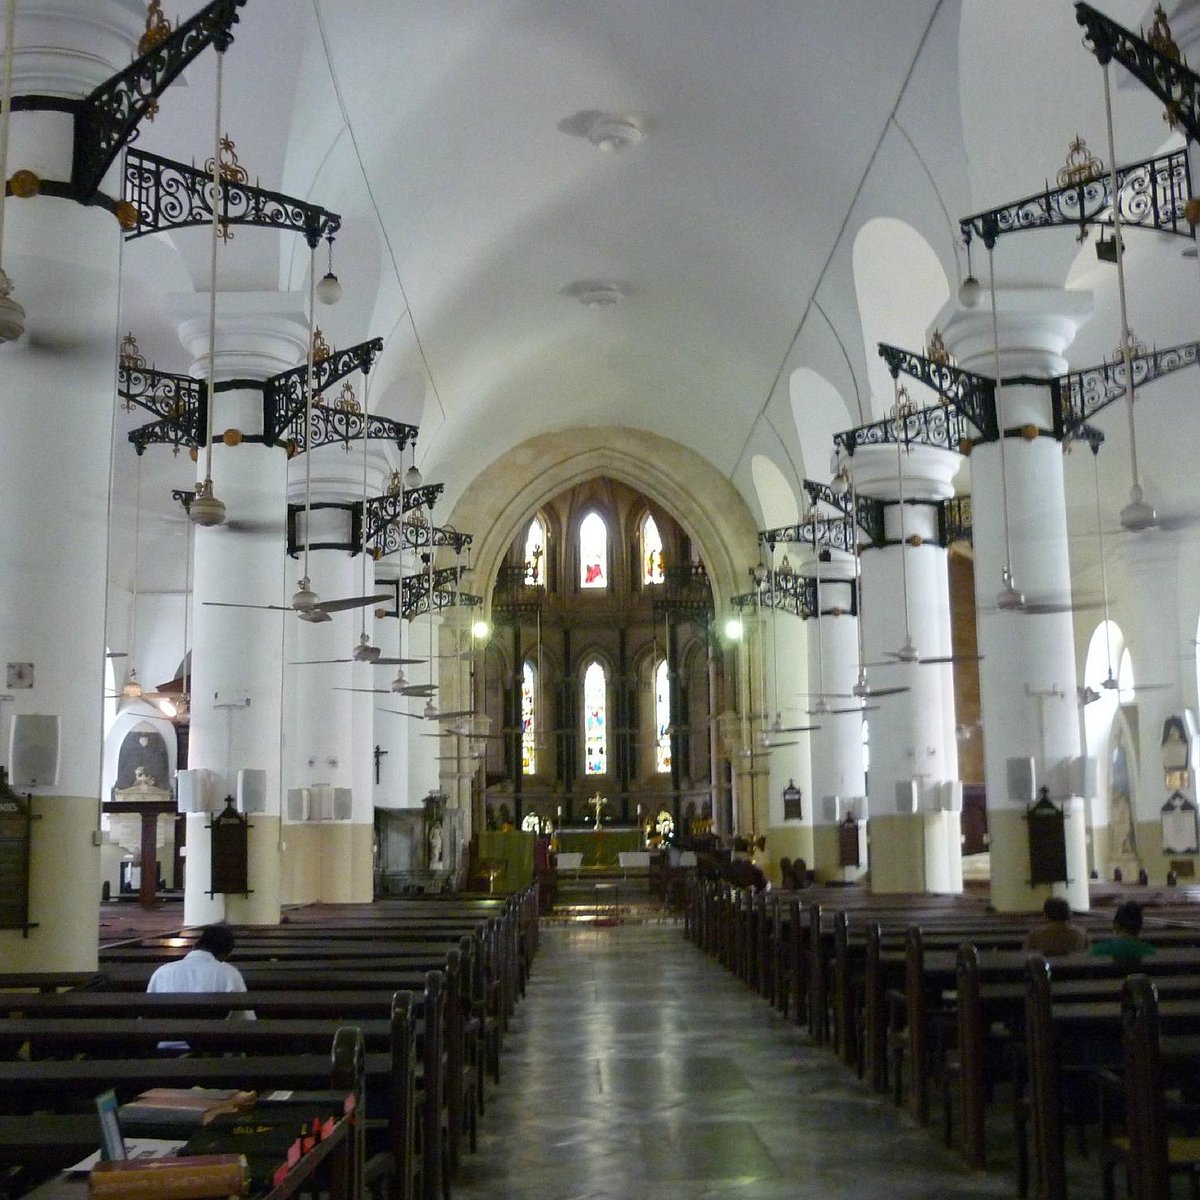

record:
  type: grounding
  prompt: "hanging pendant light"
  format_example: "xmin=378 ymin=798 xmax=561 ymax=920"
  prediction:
xmin=958 ymin=237 xmax=981 ymax=309
xmin=315 ymin=234 xmax=342 ymax=305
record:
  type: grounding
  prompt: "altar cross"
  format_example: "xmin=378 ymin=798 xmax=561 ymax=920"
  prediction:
xmin=588 ymin=791 xmax=607 ymax=830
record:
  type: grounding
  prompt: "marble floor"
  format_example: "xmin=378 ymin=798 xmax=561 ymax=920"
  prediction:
xmin=453 ymin=922 xmax=1012 ymax=1200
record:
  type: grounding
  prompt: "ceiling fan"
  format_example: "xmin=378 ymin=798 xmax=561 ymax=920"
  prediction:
xmin=292 ymin=632 xmax=425 ymax=666
xmin=205 ymin=576 xmax=391 ymax=624
xmin=382 ymin=705 xmax=475 ymax=722
xmin=334 ymin=667 xmax=437 ymax=699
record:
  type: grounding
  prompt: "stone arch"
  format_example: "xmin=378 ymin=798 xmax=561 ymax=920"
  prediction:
xmin=852 ymin=217 xmax=950 ymax=419
xmin=445 ymin=427 xmax=759 ymax=620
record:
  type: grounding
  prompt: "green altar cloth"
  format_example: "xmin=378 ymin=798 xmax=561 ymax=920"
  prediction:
xmin=556 ymin=828 xmax=641 ymax=867
xmin=477 ymin=830 xmax=535 ymax=892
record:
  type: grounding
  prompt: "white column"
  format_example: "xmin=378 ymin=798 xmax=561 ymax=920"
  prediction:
xmin=0 ymin=1 xmax=143 ymax=971
xmin=371 ymin=559 xmax=412 ymax=809
xmin=939 ymin=288 xmax=1093 ymax=912
xmin=176 ymin=293 xmax=307 ymax=926
xmin=806 ymin=552 xmax=868 ymax=882
xmin=854 ymin=443 xmax=963 ymax=894
xmin=281 ymin=445 xmax=388 ymax=903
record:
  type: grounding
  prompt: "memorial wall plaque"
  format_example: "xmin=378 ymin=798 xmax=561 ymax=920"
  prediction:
xmin=782 ymin=779 xmax=803 ymax=822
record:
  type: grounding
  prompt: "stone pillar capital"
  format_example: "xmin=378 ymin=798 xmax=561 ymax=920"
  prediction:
xmin=288 ymin=444 xmax=393 ymax=508
xmin=934 ymin=287 xmax=1093 ymax=378
xmin=848 ymin=443 xmax=960 ymax=503
xmin=13 ymin=0 xmax=145 ymax=97
xmin=173 ymin=292 xmax=309 ymax=381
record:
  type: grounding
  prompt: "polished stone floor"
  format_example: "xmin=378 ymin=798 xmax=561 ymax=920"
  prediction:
xmin=453 ymin=923 xmax=1012 ymax=1200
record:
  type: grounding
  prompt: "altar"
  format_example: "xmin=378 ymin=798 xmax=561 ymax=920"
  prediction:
xmin=556 ymin=828 xmax=641 ymax=868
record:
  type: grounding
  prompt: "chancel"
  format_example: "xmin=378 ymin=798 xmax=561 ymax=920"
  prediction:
xmin=5 ymin=3 xmax=1200 ymax=1198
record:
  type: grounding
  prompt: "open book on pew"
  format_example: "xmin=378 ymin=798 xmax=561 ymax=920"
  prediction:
xmin=119 ymin=1088 xmax=258 ymax=1128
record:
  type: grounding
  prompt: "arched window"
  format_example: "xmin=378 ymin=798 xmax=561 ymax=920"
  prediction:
xmin=523 ymin=516 xmax=545 ymax=587
xmin=521 ymin=661 xmax=536 ymax=775
xmin=642 ymin=514 xmax=665 ymax=585
xmin=654 ymin=659 xmax=671 ymax=773
xmin=579 ymin=511 xmax=608 ymax=589
xmin=583 ymin=661 xmax=607 ymax=774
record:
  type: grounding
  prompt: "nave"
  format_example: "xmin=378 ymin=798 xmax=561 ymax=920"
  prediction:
xmin=453 ymin=923 xmax=1008 ymax=1200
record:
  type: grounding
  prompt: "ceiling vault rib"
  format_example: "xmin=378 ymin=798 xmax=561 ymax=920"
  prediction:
xmin=310 ymin=0 xmax=443 ymax=434
xmin=727 ymin=0 xmax=946 ymax=484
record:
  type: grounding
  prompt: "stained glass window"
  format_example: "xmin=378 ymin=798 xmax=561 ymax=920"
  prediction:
xmin=521 ymin=661 xmax=536 ymax=775
xmin=655 ymin=659 xmax=671 ymax=773
xmin=523 ymin=517 xmax=545 ymax=587
xmin=584 ymin=661 xmax=607 ymax=775
xmin=579 ymin=511 xmax=607 ymax=589
xmin=642 ymin=515 xmax=664 ymax=584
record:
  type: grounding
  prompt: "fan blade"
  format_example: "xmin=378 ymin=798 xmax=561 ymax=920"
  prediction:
xmin=314 ymin=592 xmax=393 ymax=614
xmin=918 ymin=654 xmax=983 ymax=666
xmin=432 ymin=709 xmax=476 ymax=721
xmin=332 ymin=687 xmax=392 ymax=695
xmin=830 ymin=705 xmax=880 ymax=714
xmin=203 ymin=602 xmax=291 ymax=612
xmin=776 ymin=724 xmax=821 ymax=733
xmin=380 ymin=709 xmax=425 ymax=720
xmin=398 ymin=685 xmax=437 ymax=697
xmin=860 ymin=685 xmax=911 ymax=697
xmin=373 ymin=657 xmax=426 ymax=666
xmin=292 ymin=658 xmax=357 ymax=665
xmin=106 ymin=651 xmax=128 ymax=659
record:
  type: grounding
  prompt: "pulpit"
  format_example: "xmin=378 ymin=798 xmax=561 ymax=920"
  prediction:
xmin=103 ymin=773 xmax=176 ymax=908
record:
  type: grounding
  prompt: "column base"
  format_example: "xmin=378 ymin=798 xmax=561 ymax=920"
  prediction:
xmin=0 ymin=795 xmax=100 ymax=972
xmin=281 ymin=822 xmax=374 ymax=904
xmin=811 ymin=823 xmax=868 ymax=884
xmin=868 ymin=812 xmax=963 ymax=894
xmin=182 ymin=812 xmax=226 ymax=927
xmin=987 ymin=800 xmax=1089 ymax=912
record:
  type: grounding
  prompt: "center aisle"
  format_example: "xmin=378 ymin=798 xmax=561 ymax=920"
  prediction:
xmin=454 ymin=923 xmax=1010 ymax=1200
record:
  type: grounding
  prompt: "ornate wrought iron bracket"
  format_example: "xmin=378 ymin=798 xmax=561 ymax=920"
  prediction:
xmin=123 ymin=148 xmax=341 ymax=246
xmin=959 ymin=148 xmax=1193 ymax=248
xmin=171 ymin=489 xmax=195 ymax=513
xmin=938 ymin=495 xmax=973 ymax=549
xmin=73 ymin=0 xmax=246 ymax=202
xmin=1077 ymin=2 xmax=1200 ymax=145
xmin=118 ymin=362 xmax=206 ymax=445
xmin=731 ymin=572 xmax=856 ymax=620
xmin=362 ymin=485 xmax=445 ymax=547
xmin=288 ymin=409 xmax=417 ymax=457
xmin=1050 ymin=338 xmax=1200 ymax=441
xmin=392 ymin=572 xmax=481 ymax=620
xmin=878 ymin=344 xmax=998 ymax=440
xmin=651 ymin=564 xmax=715 ymax=620
xmin=370 ymin=518 xmax=473 ymax=561
xmin=262 ymin=338 xmax=384 ymax=447
xmin=759 ymin=515 xmax=857 ymax=555
xmin=130 ymin=416 xmax=197 ymax=456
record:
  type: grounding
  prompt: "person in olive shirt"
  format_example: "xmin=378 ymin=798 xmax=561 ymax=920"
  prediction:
xmin=1089 ymin=900 xmax=1156 ymax=960
xmin=1024 ymin=897 xmax=1089 ymax=956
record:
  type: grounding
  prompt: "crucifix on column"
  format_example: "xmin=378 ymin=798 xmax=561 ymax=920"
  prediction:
xmin=588 ymin=791 xmax=607 ymax=830
xmin=373 ymin=744 xmax=388 ymax=785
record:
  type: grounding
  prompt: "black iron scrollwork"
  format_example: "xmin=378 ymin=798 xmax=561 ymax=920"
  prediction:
xmin=129 ymin=417 xmax=197 ymax=456
xmin=73 ymin=0 xmax=246 ymax=201
xmin=1051 ymin=338 xmax=1200 ymax=440
xmin=1077 ymin=2 xmax=1200 ymax=144
xmin=938 ymin=495 xmax=973 ymax=549
xmin=117 ymin=363 xmax=206 ymax=444
xmin=834 ymin=403 xmax=973 ymax=459
xmin=371 ymin=520 xmax=473 ymax=560
xmin=122 ymin=149 xmax=342 ymax=246
xmin=399 ymin=572 xmax=481 ymax=620
xmin=171 ymin=489 xmax=195 ymax=513
xmin=261 ymin=338 xmax=384 ymax=446
xmin=960 ymin=149 xmax=1193 ymax=248
xmin=289 ymin=408 xmax=417 ymax=457
xmin=362 ymin=485 xmax=445 ymax=547
xmin=652 ymin=564 xmax=714 ymax=620
xmin=759 ymin=516 xmax=856 ymax=555
xmin=878 ymin=344 xmax=998 ymax=440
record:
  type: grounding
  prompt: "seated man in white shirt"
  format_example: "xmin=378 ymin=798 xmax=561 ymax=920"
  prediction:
xmin=147 ymin=925 xmax=248 ymax=995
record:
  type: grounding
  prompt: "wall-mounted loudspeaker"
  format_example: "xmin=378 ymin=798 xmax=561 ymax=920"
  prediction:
xmin=332 ymin=788 xmax=352 ymax=821
xmin=895 ymin=779 xmax=919 ymax=815
xmin=9 ymin=713 xmax=60 ymax=788
xmin=236 ymin=768 xmax=266 ymax=815
xmin=941 ymin=780 xmax=963 ymax=813
xmin=176 ymin=768 xmax=212 ymax=814
xmin=1006 ymin=756 xmax=1036 ymax=803
xmin=285 ymin=788 xmax=309 ymax=822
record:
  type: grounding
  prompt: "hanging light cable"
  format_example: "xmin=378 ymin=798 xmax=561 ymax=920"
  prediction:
xmin=190 ymin=50 xmax=227 ymax=527
xmin=0 ymin=0 xmax=23 ymax=341
xmin=1092 ymin=447 xmax=1119 ymax=689
xmin=1102 ymin=61 xmax=1157 ymax=532
xmin=292 ymin=243 xmax=319 ymax=608
xmin=893 ymin=383 xmax=918 ymax=658
xmin=121 ymin=456 xmax=144 ymax=698
xmin=988 ymin=243 xmax=1024 ymax=610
